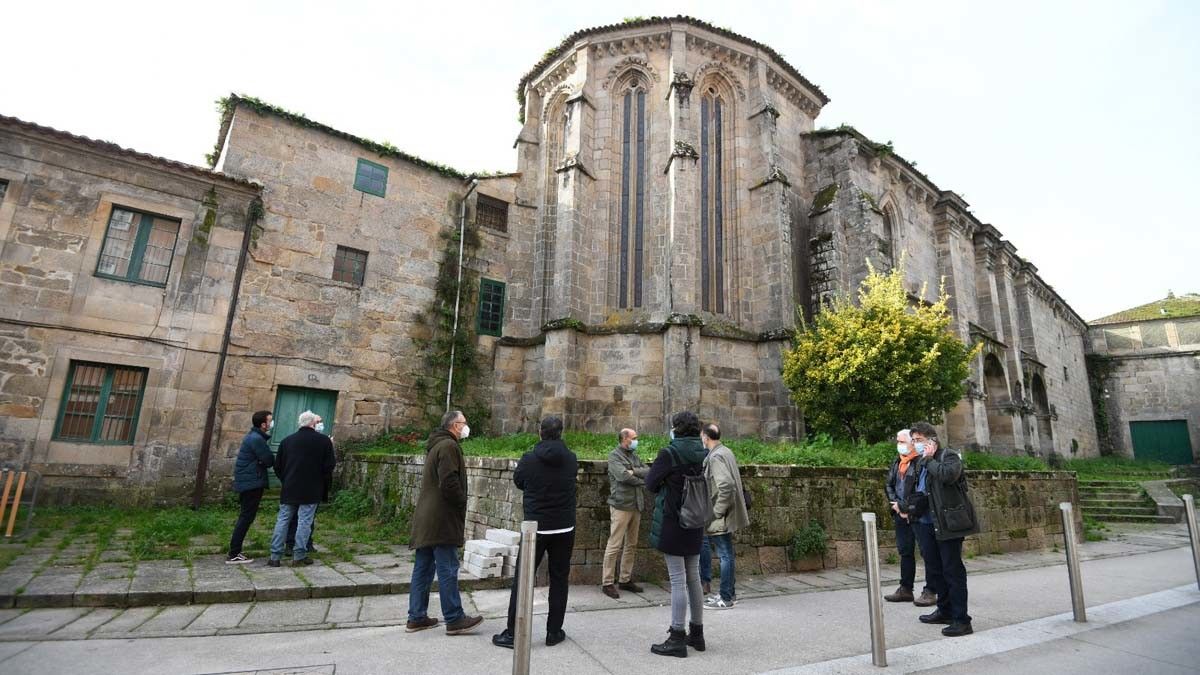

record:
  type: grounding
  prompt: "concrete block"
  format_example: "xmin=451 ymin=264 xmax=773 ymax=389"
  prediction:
xmin=486 ymin=529 xmax=521 ymax=546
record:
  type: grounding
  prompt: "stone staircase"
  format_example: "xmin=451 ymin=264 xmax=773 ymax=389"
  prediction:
xmin=1078 ymin=479 xmax=1176 ymax=523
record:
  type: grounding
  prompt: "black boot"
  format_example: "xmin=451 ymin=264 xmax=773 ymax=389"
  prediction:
xmin=651 ymin=627 xmax=688 ymax=658
xmin=687 ymin=622 xmax=705 ymax=651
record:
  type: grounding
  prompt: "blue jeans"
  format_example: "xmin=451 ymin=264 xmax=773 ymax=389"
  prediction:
xmin=270 ymin=503 xmax=317 ymax=561
xmin=698 ymin=533 xmax=736 ymax=602
xmin=408 ymin=545 xmax=465 ymax=624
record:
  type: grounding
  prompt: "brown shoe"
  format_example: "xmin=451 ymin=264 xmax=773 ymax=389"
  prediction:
xmin=702 ymin=582 xmax=711 ymax=595
xmin=914 ymin=589 xmax=938 ymax=607
xmin=884 ymin=586 xmax=914 ymax=602
xmin=618 ymin=581 xmax=644 ymax=593
xmin=445 ymin=615 xmax=484 ymax=635
xmin=602 ymin=584 xmax=620 ymax=599
xmin=405 ymin=617 xmax=439 ymax=633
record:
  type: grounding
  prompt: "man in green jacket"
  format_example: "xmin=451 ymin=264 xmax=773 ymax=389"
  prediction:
xmin=601 ymin=428 xmax=649 ymax=599
xmin=699 ymin=423 xmax=750 ymax=609
xmin=405 ymin=410 xmax=484 ymax=636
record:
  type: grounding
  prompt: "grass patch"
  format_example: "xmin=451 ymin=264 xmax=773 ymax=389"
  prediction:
xmin=1083 ymin=515 xmax=1108 ymax=542
xmin=1066 ymin=457 xmax=1173 ymax=480
xmin=346 ymin=430 xmax=1050 ymax=471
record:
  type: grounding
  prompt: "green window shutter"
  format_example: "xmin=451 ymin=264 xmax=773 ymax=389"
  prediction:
xmin=477 ymin=278 xmax=506 ymax=337
xmin=354 ymin=158 xmax=388 ymax=197
xmin=54 ymin=362 xmax=148 ymax=444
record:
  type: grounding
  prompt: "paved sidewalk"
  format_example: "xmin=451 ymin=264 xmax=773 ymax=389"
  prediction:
xmin=0 ymin=523 xmax=1189 ymax=642
xmin=0 ymin=537 xmax=1194 ymax=673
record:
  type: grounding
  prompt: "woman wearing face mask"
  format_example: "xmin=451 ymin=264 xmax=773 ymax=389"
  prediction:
xmin=883 ymin=429 xmax=936 ymax=606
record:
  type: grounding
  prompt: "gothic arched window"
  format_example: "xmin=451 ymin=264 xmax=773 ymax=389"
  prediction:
xmin=540 ymin=94 xmax=569 ymax=322
xmin=699 ymin=85 xmax=731 ymax=314
xmin=616 ymin=75 xmax=647 ymax=308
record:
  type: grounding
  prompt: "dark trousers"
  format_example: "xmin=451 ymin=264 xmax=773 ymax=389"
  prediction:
xmin=228 ymin=487 xmax=264 ymax=557
xmin=913 ymin=521 xmax=970 ymax=623
xmin=894 ymin=515 xmax=932 ymax=593
xmin=286 ymin=505 xmax=317 ymax=549
xmin=506 ymin=530 xmax=575 ymax=634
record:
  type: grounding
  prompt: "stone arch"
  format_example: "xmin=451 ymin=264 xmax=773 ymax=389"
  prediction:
xmin=693 ymin=61 xmax=746 ymax=101
xmin=983 ymin=353 xmax=1016 ymax=451
xmin=602 ymin=56 xmax=660 ymax=91
xmin=1031 ymin=373 xmax=1054 ymax=455
xmin=878 ymin=193 xmax=903 ymax=268
xmin=609 ymin=68 xmax=651 ymax=310
xmin=695 ymin=71 xmax=740 ymax=316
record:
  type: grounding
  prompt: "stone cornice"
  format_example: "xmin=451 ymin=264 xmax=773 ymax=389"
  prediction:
xmin=591 ymin=31 xmax=671 ymax=58
xmin=533 ymin=52 xmax=579 ymax=97
xmin=765 ymin=67 xmax=822 ymax=117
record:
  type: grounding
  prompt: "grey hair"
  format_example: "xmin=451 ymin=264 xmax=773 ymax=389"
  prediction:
xmin=896 ymin=428 xmax=911 ymax=442
xmin=298 ymin=410 xmax=318 ymax=428
xmin=618 ymin=428 xmax=635 ymax=442
xmin=441 ymin=409 xmax=464 ymax=430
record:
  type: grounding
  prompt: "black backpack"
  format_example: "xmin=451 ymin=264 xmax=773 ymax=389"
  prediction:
xmin=668 ymin=447 xmax=713 ymax=530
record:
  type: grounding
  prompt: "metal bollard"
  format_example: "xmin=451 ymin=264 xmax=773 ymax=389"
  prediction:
xmin=1059 ymin=502 xmax=1086 ymax=622
xmin=512 ymin=521 xmax=538 ymax=675
xmin=861 ymin=512 xmax=887 ymax=667
xmin=1183 ymin=495 xmax=1200 ymax=591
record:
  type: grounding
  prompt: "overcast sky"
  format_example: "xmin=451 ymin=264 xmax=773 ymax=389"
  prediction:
xmin=4 ymin=1 xmax=1196 ymax=321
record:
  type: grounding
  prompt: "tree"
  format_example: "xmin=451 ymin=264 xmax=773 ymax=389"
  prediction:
xmin=782 ymin=262 xmax=977 ymax=442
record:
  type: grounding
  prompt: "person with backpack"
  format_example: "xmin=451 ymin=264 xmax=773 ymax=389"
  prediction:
xmin=699 ymin=423 xmax=749 ymax=610
xmin=907 ymin=421 xmax=978 ymax=637
xmin=645 ymin=411 xmax=709 ymax=658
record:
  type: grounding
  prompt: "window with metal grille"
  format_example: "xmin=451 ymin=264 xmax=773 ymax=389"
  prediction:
xmin=96 ymin=207 xmax=180 ymax=286
xmin=333 ymin=246 xmax=368 ymax=286
xmin=477 ymin=278 xmax=506 ymax=336
xmin=477 ymin=194 xmax=509 ymax=232
xmin=354 ymin=158 xmax=388 ymax=197
xmin=54 ymin=362 xmax=148 ymax=444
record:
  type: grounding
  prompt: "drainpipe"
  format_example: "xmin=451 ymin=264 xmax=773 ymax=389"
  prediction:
xmin=446 ymin=178 xmax=479 ymax=413
xmin=192 ymin=194 xmax=263 ymax=509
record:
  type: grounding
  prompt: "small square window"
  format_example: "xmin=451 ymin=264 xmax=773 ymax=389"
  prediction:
xmin=54 ymin=361 xmax=148 ymax=444
xmin=477 ymin=278 xmax=506 ymax=337
xmin=354 ymin=158 xmax=388 ymax=197
xmin=333 ymin=246 xmax=368 ymax=286
xmin=477 ymin=194 xmax=509 ymax=232
xmin=96 ymin=207 xmax=180 ymax=287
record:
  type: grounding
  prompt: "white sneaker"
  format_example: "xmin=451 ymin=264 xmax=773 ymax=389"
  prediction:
xmin=705 ymin=596 xmax=734 ymax=609
xmin=225 ymin=553 xmax=253 ymax=564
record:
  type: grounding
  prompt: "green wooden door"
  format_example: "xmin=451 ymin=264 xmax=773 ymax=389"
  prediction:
xmin=269 ymin=386 xmax=338 ymax=488
xmin=1130 ymin=420 xmax=1193 ymax=464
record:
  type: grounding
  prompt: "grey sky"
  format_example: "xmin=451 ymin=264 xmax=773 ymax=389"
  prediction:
xmin=3 ymin=0 xmax=1195 ymax=320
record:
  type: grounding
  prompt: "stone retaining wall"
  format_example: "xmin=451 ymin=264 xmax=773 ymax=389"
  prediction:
xmin=339 ymin=453 xmax=1081 ymax=584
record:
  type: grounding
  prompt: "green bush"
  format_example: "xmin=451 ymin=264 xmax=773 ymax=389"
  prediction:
xmin=329 ymin=488 xmax=373 ymax=519
xmin=788 ymin=520 xmax=828 ymax=560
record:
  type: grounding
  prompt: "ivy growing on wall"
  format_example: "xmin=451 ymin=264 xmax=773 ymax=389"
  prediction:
xmin=411 ymin=204 xmax=491 ymax=432
xmin=1085 ymin=354 xmax=1118 ymax=456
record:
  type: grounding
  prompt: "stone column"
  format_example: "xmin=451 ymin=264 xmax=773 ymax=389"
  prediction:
xmin=665 ymin=31 xmax=699 ymax=315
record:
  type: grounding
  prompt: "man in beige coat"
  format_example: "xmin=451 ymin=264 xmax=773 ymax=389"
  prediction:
xmin=601 ymin=428 xmax=649 ymax=599
xmin=699 ymin=423 xmax=750 ymax=609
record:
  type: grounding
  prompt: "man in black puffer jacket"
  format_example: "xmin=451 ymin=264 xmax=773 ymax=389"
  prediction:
xmin=492 ymin=416 xmax=578 ymax=649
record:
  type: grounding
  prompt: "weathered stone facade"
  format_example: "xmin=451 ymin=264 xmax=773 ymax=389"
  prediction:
xmin=340 ymin=453 xmax=1082 ymax=583
xmin=1 ymin=16 xmax=1104 ymax=501
xmin=1088 ymin=298 xmax=1200 ymax=461
xmin=0 ymin=115 xmax=261 ymax=502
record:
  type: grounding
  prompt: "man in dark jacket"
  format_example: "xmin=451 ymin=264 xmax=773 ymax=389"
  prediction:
xmin=883 ymin=428 xmax=936 ymax=606
xmin=492 ymin=416 xmax=578 ymax=650
xmin=406 ymin=410 xmax=484 ymax=636
xmin=909 ymin=421 xmax=979 ymax=638
xmin=269 ymin=410 xmax=335 ymax=567
xmin=226 ymin=410 xmax=274 ymax=564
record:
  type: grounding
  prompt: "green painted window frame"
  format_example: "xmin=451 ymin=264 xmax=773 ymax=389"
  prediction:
xmin=53 ymin=361 xmax=148 ymax=445
xmin=333 ymin=245 xmax=369 ymax=286
xmin=477 ymin=278 xmax=506 ymax=337
xmin=354 ymin=158 xmax=388 ymax=197
xmin=94 ymin=207 xmax=180 ymax=287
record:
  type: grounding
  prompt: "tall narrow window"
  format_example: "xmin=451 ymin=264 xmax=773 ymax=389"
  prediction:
xmin=700 ymin=88 xmax=729 ymax=313
xmin=54 ymin=362 xmax=148 ymax=444
xmin=96 ymin=207 xmax=180 ymax=287
xmin=540 ymin=98 xmax=568 ymax=323
xmin=617 ymin=76 xmax=647 ymax=308
xmin=881 ymin=208 xmax=896 ymax=265
xmin=477 ymin=278 xmax=506 ymax=337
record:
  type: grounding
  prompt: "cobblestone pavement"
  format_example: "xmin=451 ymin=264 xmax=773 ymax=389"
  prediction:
xmin=0 ymin=523 xmax=1188 ymax=641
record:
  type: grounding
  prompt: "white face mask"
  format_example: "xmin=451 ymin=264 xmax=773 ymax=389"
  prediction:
xmin=897 ymin=443 xmax=909 ymax=455
xmin=914 ymin=441 xmax=927 ymax=453
xmin=459 ymin=423 xmax=470 ymax=440
xmin=315 ymin=422 xmax=325 ymax=433
xmin=268 ymin=420 xmax=275 ymax=430
xmin=669 ymin=430 xmax=675 ymax=440
xmin=629 ymin=439 xmax=638 ymax=451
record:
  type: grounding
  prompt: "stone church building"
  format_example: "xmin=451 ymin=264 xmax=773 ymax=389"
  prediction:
xmin=0 ymin=17 xmax=1098 ymax=502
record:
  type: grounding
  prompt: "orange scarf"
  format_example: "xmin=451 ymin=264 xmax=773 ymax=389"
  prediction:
xmin=898 ymin=450 xmax=918 ymax=478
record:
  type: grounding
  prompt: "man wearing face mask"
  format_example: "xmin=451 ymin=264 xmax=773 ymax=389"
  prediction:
xmin=226 ymin=410 xmax=275 ymax=564
xmin=269 ymin=410 xmax=336 ymax=567
xmin=908 ymin=421 xmax=978 ymax=638
xmin=601 ymin=428 xmax=649 ymax=599
xmin=407 ymin=410 xmax=484 ymax=635
xmin=883 ymin=429 xmax=936 ymax=605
